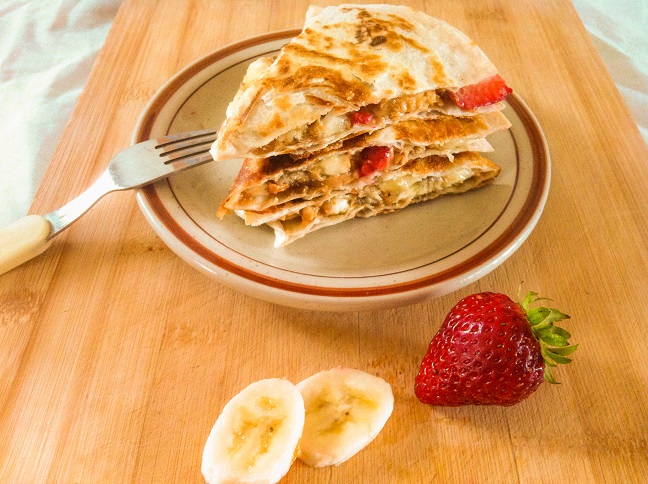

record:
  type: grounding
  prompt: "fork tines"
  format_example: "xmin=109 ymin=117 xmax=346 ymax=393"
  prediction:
xmin=157 ymin=130 xmax=218 ymax=166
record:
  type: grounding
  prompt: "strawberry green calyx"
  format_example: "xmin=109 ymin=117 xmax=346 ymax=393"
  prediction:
xmin=520 ymin=292 xmax=577 ymax=384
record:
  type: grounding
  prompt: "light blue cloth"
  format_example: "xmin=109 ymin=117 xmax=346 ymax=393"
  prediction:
xmin=0 ymin=0 xmax=645 ymax=227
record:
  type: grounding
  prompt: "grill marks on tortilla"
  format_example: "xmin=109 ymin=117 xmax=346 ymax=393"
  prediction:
xmin=351 ymin=11 xmax=431 ymax=55
xmin=353 ymin=12 xmax=416 ymax=49
xmin=351 ymin=8 xmax=449 ymax=87
xmin=370 ymin=35 xmax=387 ymax=47
xmin=286 ymin=42 xmax=385 ymax=84
xmin=270 ymin=8 xmax=441 ymax=99
xmin=427 ymin=55 xmax=449 ymax=86
xmin=350 ymin=8 xmax=446 ymax=88
xmin=390 ymin=115 xmax=490 ymax=143
xmin=271 ymin=48 xmax=375 ymax=103
xmin=257 ymin=112 xmax=286 ymax=138
xmin=350 ymin=8 xmax=417 ymax=37
xmin=392 ymin=71 xmax=418 ymax=91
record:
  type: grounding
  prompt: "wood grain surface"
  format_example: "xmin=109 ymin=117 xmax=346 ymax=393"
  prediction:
xmin=1 ymin=1 xmax=647 ymax=482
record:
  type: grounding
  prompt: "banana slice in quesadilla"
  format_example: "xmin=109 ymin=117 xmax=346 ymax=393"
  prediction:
xmin=211 ymin=4 xmax=512 ymax=160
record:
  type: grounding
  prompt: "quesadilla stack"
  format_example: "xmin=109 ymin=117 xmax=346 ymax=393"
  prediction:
xmin=212 ymin=4 xmax=513 ymax=246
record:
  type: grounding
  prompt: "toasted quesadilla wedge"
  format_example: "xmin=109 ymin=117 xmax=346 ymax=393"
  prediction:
xmin=211 ymin=4 xmax=511 ymax=160
xmin=217 ymin=111 xmax=510 ymax=216
xmin=213 ymin=5 xmax=513 ymax=247
xmin=237 ymin=152 xmax=501 ymax=247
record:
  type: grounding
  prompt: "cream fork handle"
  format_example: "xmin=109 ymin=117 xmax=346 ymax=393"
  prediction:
xmin=0 ymin=215 xmax=52 ymax=275
xmin=0 ymin=171 xmax=118 ymax=276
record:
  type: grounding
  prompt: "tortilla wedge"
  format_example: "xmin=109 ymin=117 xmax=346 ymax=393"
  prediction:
xmin=211 ymin=4 xmax=506 ymax=160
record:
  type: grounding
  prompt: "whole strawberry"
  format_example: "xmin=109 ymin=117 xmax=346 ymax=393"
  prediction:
xmin=415 ymin=291 xmax=577 ymax=406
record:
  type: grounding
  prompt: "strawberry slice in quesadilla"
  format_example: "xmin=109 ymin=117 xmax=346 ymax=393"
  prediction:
xmin=212 ymin=4 xmax=513 ymax=246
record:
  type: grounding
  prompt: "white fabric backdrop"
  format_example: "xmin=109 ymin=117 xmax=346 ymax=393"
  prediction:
xmin=0 ymin=0 xmax=646 ymax=227
xmin=0 ymin=0 xmax=121 ymax=227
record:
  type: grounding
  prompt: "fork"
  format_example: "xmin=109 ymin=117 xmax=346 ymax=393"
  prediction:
xmin=0 ymin=129 xmax=218 ymax=276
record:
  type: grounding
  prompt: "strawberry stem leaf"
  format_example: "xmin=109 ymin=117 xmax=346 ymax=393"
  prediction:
xmin=544 ymin=367 xmax=559 ymax=384
xmin=540 ymin=346 xmax=558 ymax=367
xmin=543 ymin=348 xmax=573 ymax=365
xmin=549 ymin=326 xmax=572 ymax=339
xmin=520 ymin=292 xmax=576 ymax=385
xmin=540 ymin=332 xmax=569 ymax=346
xmin=549 ymin=344 xmax=579 ymax=356
xmin=527 ymin=307 xmax=550 ymax=325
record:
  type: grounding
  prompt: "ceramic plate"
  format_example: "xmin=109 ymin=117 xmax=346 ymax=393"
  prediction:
xmin=134 ymin=30 xmax=550 ymax=311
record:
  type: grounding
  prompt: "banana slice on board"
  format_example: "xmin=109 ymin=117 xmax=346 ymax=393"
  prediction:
xmin=296 ymin=368 xmax=394 ymax=467
xmin=201 ymin=378 xmax=305 ymax=484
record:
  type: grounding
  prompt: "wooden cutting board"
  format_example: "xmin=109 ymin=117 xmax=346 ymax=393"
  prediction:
xmin=1 ymin=1 xmax=647 ymax=482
